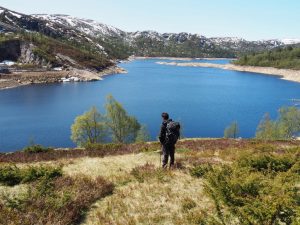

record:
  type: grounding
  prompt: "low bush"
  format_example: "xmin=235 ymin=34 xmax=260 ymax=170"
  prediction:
xmin=138 ymin=144 xmax=160 ymax=153
xmin=203 ymin=156 xmax=300 ymax=224
xmin=0 ymin=165 xmax=62 ymax=186
xmin=0 ymin=175 xmax=114 ymax=225
xmin=189 ymin=164 xmax=212 ymax=178
xmin=185 ymin=211 xmax=208 ymax=225
xmin=238 ymin=154 xmax=295 ymax=173
xmin=23 ymin=144 xmax=53 ymax=153
xmin=290 ymin=162 xmax=300 ymax=175
xmin=181 ymin=197 xmax=197 ymax=212
xmin=84 ymin=143 xmax=124 ymax=152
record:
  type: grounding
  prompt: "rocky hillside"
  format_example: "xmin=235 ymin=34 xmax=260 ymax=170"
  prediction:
xmin=1 ymin=6 xmax=300 ymax=63
xmin=0 ymin=7 xmax=115 ymax=71
xmin=0 ymin=32 xmax=113 ymax=70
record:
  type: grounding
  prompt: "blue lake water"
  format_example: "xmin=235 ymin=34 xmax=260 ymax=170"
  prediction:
xmin=1 ymin=59 xmax=300 ymax=152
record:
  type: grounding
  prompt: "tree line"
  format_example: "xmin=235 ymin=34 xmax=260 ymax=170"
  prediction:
xmin=224 ymin=106 xmax=300 ymax=140
xmin=234 ymin=45 xmax=300 ymax=70
xmin=71 ymin=95 xmax=300 ymax=147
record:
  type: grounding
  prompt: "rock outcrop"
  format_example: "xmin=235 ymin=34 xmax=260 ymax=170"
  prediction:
xmin=0 ymin=39 xmax=21 ymax=61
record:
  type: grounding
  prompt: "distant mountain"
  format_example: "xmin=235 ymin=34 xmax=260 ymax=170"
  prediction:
xmin=1 ymin=6 xmax=300 ymax=68
xmin=27 ymin=13 xmax=292 ymax=58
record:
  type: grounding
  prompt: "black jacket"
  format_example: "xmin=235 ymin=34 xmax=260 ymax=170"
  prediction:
xmin=159 ymin=119 xmax=172 ymax=145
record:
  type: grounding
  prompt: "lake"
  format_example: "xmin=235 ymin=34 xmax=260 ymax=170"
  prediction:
xmin=1 ymin=58 xmax=300 ymax=152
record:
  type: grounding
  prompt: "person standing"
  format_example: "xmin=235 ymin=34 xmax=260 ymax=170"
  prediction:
xmin=159 ymin=112 xmax=180 ymax=168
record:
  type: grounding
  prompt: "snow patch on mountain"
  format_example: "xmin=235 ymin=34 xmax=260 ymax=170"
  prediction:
xmin=32 ymin=14 xmax=124 ymax=37
xmin=9 ymin=11 xmax=22 ymax=18
xmin=210 ymin=37 xmax=245 ymax=44
xmin=281 ymin=38 xmax=300 ymax=45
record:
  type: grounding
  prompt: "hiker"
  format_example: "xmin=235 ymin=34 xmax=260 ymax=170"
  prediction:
xmin=159 ymin=112 xmax=180 ymax=168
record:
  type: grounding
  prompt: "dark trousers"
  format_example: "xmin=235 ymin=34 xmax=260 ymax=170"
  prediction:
xmin=162 ymin=144 xmax=175 ymax=168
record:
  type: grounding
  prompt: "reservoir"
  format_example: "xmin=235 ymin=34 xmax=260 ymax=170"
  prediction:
xmin=1 ymin=59 xmax=300 ymax=152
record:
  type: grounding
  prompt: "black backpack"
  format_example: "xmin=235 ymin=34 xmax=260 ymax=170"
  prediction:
xmin=165 ymin=121 xmax=180 ymax=145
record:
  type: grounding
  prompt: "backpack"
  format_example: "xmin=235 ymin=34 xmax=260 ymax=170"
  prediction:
xmin=165 ymin=121 xmax=180 ymax=145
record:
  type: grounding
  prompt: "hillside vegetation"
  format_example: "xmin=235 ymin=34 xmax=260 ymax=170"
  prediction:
xmin=0 ymin=139 xmax=299 ymax=224
xmin=234 ymin=46 xmax=300 ymax=70
xmin=0 ymin=32 xmax=113 ymax=70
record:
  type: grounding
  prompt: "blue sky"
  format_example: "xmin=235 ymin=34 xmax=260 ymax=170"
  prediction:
xmin=1 ymin=0 xmax=299 ymax=40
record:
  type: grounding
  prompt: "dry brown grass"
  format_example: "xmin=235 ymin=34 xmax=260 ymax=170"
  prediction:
xmin=59 ymin=152 xmax=215 ymax=225
xmin=63 ymin=152 xmax=161 ymax=183
xmin=0 ymin=183 xmax=28 ymax=200
xmin=83 ymin=171 xmax=213 ymax=225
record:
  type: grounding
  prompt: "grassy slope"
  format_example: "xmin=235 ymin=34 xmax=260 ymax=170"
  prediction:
xmin=0 ymin=139 xmax=299 ymax=224
xmin=234 ymin=46 xmax=300 ymax=70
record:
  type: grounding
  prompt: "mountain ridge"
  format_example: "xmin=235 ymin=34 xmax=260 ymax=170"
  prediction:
xmin=2 ymin=6 xmax=300 ymax=61
xmin=32 ymin=13 xmax=300 ymax=46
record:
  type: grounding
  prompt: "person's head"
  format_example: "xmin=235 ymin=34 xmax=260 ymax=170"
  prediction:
xmin=161 ymin=112 xmax=169 ymax=121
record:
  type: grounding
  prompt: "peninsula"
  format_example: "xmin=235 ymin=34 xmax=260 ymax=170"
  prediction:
xmin=156 ymin=61 xmax=300 ymax=83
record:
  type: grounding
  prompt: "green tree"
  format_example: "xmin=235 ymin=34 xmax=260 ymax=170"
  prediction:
xmin=255 ymin=113 xmax=279 ymax=140
xmin=277 ymin=106 xmax=300 ymax=139
xmin=224 ymin=121 xmax=239 ymax=138
xmin=135 ymin=125 xmax=151 ymax=143
xmin=71 ymin=107 xmax=107 ymax=146
xmin=256 ymin=107 xmax=300 ymax=140
xmin=105 ymin=95 xmax=141 ymax=143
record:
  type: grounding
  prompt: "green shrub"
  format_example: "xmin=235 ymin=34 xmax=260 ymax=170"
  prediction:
xmin=0 ymin=165 xmax=23 ymax=186
xmin=181 ymin=197 xmax=197 ymax=212
xmin=239 ymin=154 xmax=295 ymax=172
xmin=189 ymin=164 xmax=212 ymax=178
xmin=0 ymin=175 xmax=114 ymax=225
xmin=138 ymin=144 xmax=160 ymax=153
xmin=185 ymin=211 xmax=208 ymax=225
xmin=0 ymin=165 xmax=62 ymax=186
xmin=204 ymin=158 xmax=300 ymax=224
xmin=32 ymin=47 xmax=58 ymax=64
xmin=290 ymin=162 xmax=300 ymax=175
xmin=84 ymin=142 xmax=124 ymax=152
xmin=176 ymin=148 xmax=191 ymax=153
xmin=23 ymin=144 xmax=53 ymax=153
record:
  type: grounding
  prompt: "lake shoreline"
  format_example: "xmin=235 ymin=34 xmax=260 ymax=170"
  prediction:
xmin=0 ymin=66 xmax=127 ymax=90
xmin=156 ymin=61 xmax=300 ymax=83
xmin=132 ymin=56 xmax=236 ymax=61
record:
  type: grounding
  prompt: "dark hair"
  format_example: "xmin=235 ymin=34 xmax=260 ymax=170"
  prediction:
xmin=161 ymin=112 xmax=169 ymax=120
